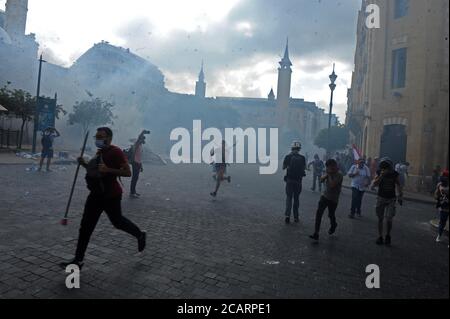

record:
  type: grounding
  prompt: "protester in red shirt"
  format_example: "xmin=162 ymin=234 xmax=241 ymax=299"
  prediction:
xmin=61 ymin=127 xmax=146 ymax=269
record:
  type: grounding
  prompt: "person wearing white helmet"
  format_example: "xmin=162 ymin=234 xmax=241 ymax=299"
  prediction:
xmin=282 ymin=141 xmax=306 ymax=224
xmin=371 ymin=157 xmax=403 ymax=246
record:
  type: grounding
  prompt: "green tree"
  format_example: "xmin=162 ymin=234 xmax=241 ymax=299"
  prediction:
xmin=314 ymin=125 xmax=349 ymax=153
xmin=68 ymin=97 xmax=116 ymax=136
xmin=0 ymin=84 xmax=66 ymax=149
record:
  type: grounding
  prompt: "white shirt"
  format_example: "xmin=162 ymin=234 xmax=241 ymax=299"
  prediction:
xmin=212 ymin=145 xmax=231 ymax=164
xmin=347 ymin=164 xmax=371 ymax=191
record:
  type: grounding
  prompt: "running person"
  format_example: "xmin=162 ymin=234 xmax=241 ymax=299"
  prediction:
xmin=210 ymin=140 xmax=232 ymax=197
xmin=308 ymin=154 xmax=325 ymax=192
xmin=372 ymin=158 xmax=403 ymax=246
xmin=61 ymin=127 xmax=146 ymax=269
xmin=309 ymin=159 xmax=343 ymax=241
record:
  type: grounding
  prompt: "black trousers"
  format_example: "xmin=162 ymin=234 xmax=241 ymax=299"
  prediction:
xmin=285 ymin=180 xmax=302 ymax=219
xmin=350 ymin=187 xmax=365 ymax=216
xmin=130 ymin=162 xmax=142 ymax=195
xmin=314 ymin=196 xmax=338 ymax=234
xmin=75 ymin=194 xmax=142 ymax=262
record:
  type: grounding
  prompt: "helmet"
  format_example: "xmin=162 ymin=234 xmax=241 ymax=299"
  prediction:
xmin=291 ymin=141 xmax=302 ymax=150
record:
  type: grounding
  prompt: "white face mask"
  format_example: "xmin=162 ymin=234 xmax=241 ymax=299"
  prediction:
xmin=95 ymin=139 xmax=107 ymax=149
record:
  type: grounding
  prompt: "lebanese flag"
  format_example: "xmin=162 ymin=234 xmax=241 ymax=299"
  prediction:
xmin=352 ymin=144 xmax=362 ymax=161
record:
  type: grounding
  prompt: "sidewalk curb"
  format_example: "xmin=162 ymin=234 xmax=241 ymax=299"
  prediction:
xmin=0 ymin=162 xmax=75 ymax=166
xmin=342 ymin=185 xmax=435 ymax=206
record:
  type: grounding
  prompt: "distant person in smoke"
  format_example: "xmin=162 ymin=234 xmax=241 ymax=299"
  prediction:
xmin=39 ymin=127 xmax=60 ymax=172
xmin=129 ymin=130 xmax=150 ymax=198
xmin=60 ymin=127 xmax=146 ymax=269
xmin=210 ymin=140 xmax=232 ymax=198
xmin=283 ymin=141 xmax=306 ymax=224
xmin=395 ymin=161 xmax=410 ymax=188
xmin=347 ymin=158 xmax=371 ymax=218
xmin=308 ymin=154 xmax=325 ymax=192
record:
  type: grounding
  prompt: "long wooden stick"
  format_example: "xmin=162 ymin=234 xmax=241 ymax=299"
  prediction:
xmin=61 ymin=131 xmax=89 ymax=226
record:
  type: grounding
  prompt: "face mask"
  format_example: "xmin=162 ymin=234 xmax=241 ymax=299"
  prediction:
xmin=95 ymin=139 xmax=107 ymax=149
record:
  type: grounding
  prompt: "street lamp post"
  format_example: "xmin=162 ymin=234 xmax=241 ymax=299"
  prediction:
xmin=327 ymin=63 xmax=337 ymax=159
xmin=32 ymin=54 xmax=46 ymax=154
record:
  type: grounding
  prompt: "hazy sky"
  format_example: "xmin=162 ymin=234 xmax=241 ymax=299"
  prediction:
xmin=1 ymin=0 xmax=362 ymax=121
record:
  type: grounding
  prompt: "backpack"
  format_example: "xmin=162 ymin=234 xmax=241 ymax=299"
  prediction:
xmin=85 ymin=155 xmax=114 ymax=197
xmin=286 ymin=154 xmax=306 ymax=181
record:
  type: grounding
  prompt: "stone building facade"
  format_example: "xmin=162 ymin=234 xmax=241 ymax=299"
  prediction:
xmin=346 ymin=0 xmax=449 ymax=191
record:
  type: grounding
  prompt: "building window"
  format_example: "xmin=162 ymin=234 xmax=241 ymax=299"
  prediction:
xmin=392 ymin=48 xmax=407 ymax=89
xmin=394 ymin=0 xmax=409 ymax=19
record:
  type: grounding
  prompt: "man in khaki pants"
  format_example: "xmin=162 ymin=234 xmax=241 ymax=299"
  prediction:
xmin=372 ymin=158 xmax=403 ymax=246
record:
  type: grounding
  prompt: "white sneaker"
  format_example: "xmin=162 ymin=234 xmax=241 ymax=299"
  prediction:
xmin=436 ymin=235 xmax=442 ymax=243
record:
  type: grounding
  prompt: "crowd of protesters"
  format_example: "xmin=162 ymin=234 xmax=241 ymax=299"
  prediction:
xmin=295 ymin=145 xmax=449 ymax=246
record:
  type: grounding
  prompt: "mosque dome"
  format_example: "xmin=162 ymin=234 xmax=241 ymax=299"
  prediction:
xmin=0 ymin=27 xmax=12 ymax=45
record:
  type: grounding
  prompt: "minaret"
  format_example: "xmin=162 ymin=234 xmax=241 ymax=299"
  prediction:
xmin=276 ymin=38 xmax=292 ymax=129
xmin=4 ymin=0 xmax=28 ymax=41
xmin=277 ymin=38 xmax=292 ymax=104
xmin=268 ymin=88 xmax=275 ymax=101
xmin=195 ymin=60 xmax=206 ymax=98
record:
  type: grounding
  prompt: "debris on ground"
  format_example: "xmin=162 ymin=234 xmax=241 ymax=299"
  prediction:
xmin=16 ymin=152 xmax=40 ymax=160
xmin=263 ymin=261 xmax=280 ymax=265
xmin=25 ymin=165 xmax=39 ymax=172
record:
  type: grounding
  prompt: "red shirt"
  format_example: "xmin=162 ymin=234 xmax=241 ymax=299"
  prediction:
xmin=100 ymin=145 xmax=128 ymax=197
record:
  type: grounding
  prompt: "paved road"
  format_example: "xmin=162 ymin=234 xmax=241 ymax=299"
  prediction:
xmin=0 ymin=163 xmax=448 ymax=299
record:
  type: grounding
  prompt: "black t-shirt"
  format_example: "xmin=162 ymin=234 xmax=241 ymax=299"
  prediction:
xmin=85 ymin=146 xmax=127 ymax=197
xmin=377 ymin=170 xmax=399 ymax=199
xmin=283 ymin=153 xmax=306 ymax=181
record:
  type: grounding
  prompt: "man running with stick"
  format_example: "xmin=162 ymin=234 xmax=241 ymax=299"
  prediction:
xmin=61 ymin=127 xmax=146 ymax=269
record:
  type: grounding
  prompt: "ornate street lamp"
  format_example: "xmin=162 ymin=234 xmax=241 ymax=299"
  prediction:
xmin=327 ymin=63 xmax=337 ymax=158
